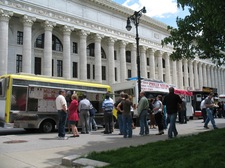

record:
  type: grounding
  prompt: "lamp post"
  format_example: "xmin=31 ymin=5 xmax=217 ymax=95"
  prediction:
xmin=126 ymin=7 xmax=146 ymax=98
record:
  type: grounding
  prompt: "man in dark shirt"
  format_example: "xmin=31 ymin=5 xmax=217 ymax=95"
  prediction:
xmin=204 ymin=92 xmax=218 ymax=129
xmin=163 ymin=87 xmax=182 ymax=139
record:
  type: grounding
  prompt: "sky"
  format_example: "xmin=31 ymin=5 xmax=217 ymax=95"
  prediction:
xmin=112 ymin=0 xmax=189 ymax=28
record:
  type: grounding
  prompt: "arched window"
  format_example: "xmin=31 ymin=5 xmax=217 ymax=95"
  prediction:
xmin=87 ymin=43 xmax=106 ymax=58
xmin=35 ymin=34 xmax=63 ymax=51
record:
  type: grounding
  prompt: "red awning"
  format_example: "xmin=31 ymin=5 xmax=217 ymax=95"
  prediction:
xmin=174 ymin=89 xmax=193 ymax=96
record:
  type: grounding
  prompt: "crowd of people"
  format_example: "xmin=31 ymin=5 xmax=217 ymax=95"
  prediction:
xmin=55 ymin=87 xmax=220 ymax=140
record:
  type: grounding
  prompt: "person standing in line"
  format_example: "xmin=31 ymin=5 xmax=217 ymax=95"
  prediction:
xmin=55 ymin=90 xmax=68 ymax=140
xmin=180 ymin=96 xmax=187 ymax=124
xmin=153 ymin=95 xmax=164 ymax=135
xmin=137 ymin=91 xmax=149 ymax=136
xmin=78 ymin=94 xmax=91 ymax=134
xmin=68 ymin=93 xmax=79 ymax=137
xmin=114 ymin=92 xmax=125 ymax=135
xmin=204 ymin=92 xmax=218 ymax=129
xmin=163 ymin=87 xmax=182 ymax=139
xmin=89 ymin=104 xmax=98 ymax=131
xmin=117 ymin=93 xmax=133 ymax=138
xmin=102 ymin=93 xmax=114 ymax=134
xmin=149 ymin=98 xmax=156 ymax=129
xmin=200 ymin=98 xmax=207 ymax=123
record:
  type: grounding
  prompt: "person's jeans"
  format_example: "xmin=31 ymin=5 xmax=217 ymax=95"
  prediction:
xmin=89 ymin=116 xmax=97 ymax=131
xmin=117 ymin=114 xmax=123 ymax=134
xmin=168 ymin=113 xmax=178 ymax=138
xmin=204 ymin=108 xmax=217 ymax=128
xmin=139 ymin=109 xmax=149 ymax=135
xmin=202 ymin=108 xmax=207 ymax=122
xmin=58 ymin=110 xmax=68 ymax=137
xmin=122 ymin=115 xmax=132 ymax=138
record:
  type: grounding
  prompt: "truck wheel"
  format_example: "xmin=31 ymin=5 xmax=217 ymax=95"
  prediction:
xmin=40 ymin=120 xmax=55 ymax=133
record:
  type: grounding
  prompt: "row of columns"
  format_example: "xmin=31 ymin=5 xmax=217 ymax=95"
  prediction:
xmin=0 ymin=10 xmax=225 ymax=94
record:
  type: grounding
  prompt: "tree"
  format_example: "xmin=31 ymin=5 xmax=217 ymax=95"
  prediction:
xmin=161 ymin=0 xmax=225 ymax=66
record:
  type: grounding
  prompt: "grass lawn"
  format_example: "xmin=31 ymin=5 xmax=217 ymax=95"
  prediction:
xmin=86 ymin=128 xmax=225 ymax=168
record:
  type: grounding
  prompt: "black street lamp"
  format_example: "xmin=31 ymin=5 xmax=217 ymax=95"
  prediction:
xmin=126 ymin=7 xmax=146 ymax=98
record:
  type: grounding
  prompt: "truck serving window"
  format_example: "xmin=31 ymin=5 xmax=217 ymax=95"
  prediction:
xmin=0 ymin=79 xmax=5 ymax=97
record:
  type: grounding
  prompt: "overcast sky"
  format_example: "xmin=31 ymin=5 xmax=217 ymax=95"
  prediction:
xmin=112 ymin=0 xmax=189 ymax=28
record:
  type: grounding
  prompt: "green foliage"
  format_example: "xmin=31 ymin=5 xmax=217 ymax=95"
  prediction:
xmin=86 ymin=128 xmax=225 ymax=168
xmin=161 ymin=0 xmax=225 ymax=65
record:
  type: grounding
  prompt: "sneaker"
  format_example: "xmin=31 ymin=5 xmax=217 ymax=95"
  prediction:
xmin=204 ymin=126 xmax=209 ymax=129
xmin=58 ymin=136 xmax=68 ymax=140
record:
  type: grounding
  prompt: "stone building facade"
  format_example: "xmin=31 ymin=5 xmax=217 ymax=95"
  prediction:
xmin=0 ymin=0 xmax=224 ymax=94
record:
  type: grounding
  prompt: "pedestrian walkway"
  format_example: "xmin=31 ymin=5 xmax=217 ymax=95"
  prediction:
xmin=0 ymin=118 xmax=225 ymax=168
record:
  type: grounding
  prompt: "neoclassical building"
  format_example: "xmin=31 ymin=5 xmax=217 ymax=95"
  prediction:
xmin=0 ymin=0 xmax=225 ymax=94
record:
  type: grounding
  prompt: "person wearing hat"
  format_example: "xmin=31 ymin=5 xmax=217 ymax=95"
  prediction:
xmin=204 ymin=92 xmax=218 ymax=129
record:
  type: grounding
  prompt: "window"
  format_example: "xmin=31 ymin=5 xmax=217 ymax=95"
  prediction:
xmin=87 ymin=43 xmax=107 ymax=58
xmin=147 ymin=72 xmax=150 ymax=78
xmin=93 ymin=65 xmax=95 ymax=79
xmin=87 ymin=43 xmax=95 ymax=56
xmin=114 ymin=50 xmax=117 ymax=60
xmin=57 ymin=60 xmax=63 ymax=77
xmin=52 ymin=59 xmax=54 ymax=76
xmin=73 ymin=42 xmax=78 ymax=53
xmin=35 ymin=34 xmax=63 ymax=51
xmin=163 ymin=59 xmax=165 ymax=68
xmin=16 ymin=55 xmax=22 ymax=73
xmin=35 ymin=57 xmax=41 ymax=75
xmin=17 ymin=31 xmax=23 ymax=45
xmin=52 ymin=35 xmax=63 ymax=51
xmin=87 ymin=64 xmax=91 ymax=79
xmin=35 ymin=34 xmax=44 ymax=48
xmin=147 ymin=58 xmax=149 ymax=66
xmin=126 ymin=51 xmax=131 ymax=63
xmin=72 ymin=62 xmax=78 ymax=78
xmin=102 ymin=66 xmax=106 ymax=80
xmin=115 ymin=67 xmax=117 ymax=81
xmin=128 ymin=69 xmax=132 ymax=78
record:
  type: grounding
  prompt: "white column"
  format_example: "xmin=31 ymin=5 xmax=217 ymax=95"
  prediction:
xmin=107 ymin=37 xmax=116 ymax=84
xmin=222 ymin=70 xmax=225 ymax=93
xmin=198 ymin=62 xmax=203 ymax=89
xmin=194 ymin=61 xmax=199 ymax=90
xmin=188 ymin=60 xmax=194 ymax=89
xmin=207 ymin=65 xmax=212 ymax=87
xmin=78 ymin=30 xmax=89 ymax=81
xmin=140 ymin=46 xmax=147 ymax=78
xmin=94 ymin=34 xmax=103 ymax=83
xmin=202 ymin=63 xmax=207 ymax=87
xmin=164 ymin=53 xmax=171 ymax=84
xmin=157 ymin=51 xmax=163 ymax=81
xmin=0 ymin=10 xmax=13 ymax=76
xmin=177 ymin=60 xmax=183 ymax=89
xmin=172 ymin=61 xmax=177 ymax=87
xmin=214 ymin=67 xmax=219 ymax=91
xmin=183 ymin=59 xmax=189 ymax=89
xmin=43 ymin=21 xmax=56 ymax=76
xmin=211 ymin=66 xmax=215 ymax=88
xmin=22 ymin=15 xmax=36 ymax=74
xmin=149 ymin=49 xmax=155 ymax=79
xmin=130 ymin=43 xmax=137 ymax=78
xmin=218 ymin=68 xmax=222 ymax=94
xmin=62 ymin=25 xmax=73 ymax=79
xmin=119 ymin=41 xmax=127 ymax=82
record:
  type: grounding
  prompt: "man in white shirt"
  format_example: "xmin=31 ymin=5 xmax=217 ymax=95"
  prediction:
xmin=78 ymin=94 xmax=91 ymax=134
xmin=56 ymin=90 xmax=68 ymax=140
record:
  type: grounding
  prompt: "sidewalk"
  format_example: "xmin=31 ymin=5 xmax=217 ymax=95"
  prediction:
xmin=0 ymin=118 xmax=225 ymax=168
